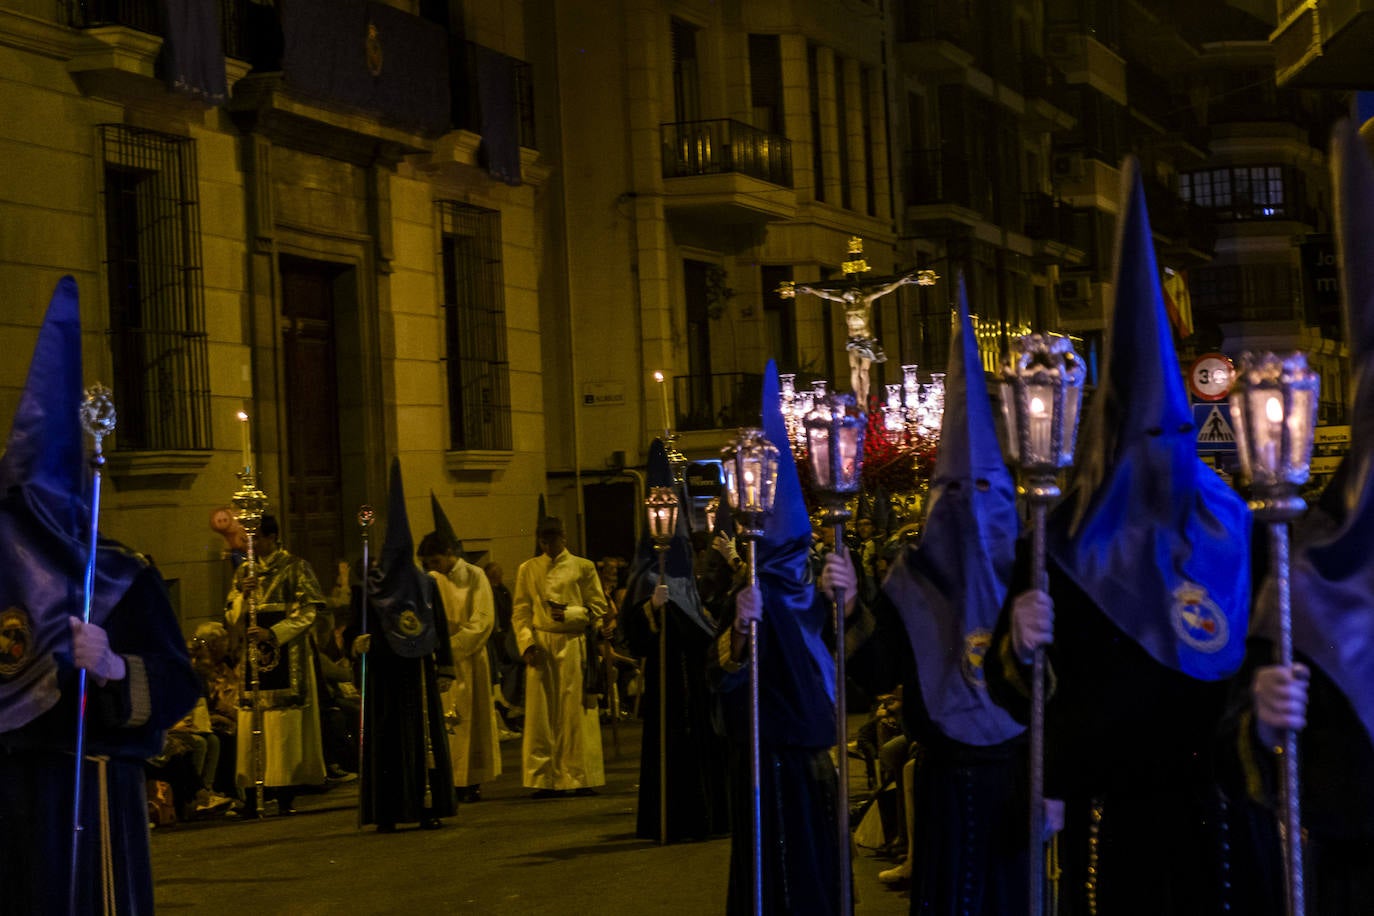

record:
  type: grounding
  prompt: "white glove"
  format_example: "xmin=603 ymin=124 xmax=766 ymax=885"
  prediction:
xmin=69 ymin=617 xmax=127 ymax=685
xmin=1252 ymin=663 xmax=1309 ymax=746
xmin=651 ymin=583 xmax=670 ymax=610
xmin=820 ymin=549 xmax=858 ymax=618
xmin=713 ymin=532 xmax=741 ymax=567
xmin=734 ymin=585 xmax=762 ymax=635
xmin=1010 ymin=590 xmax=1054 ymax=663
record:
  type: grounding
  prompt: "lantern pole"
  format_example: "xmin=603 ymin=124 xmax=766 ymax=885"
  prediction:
xmin=645 ymin=486 xmax=679 ymax=847
xmin=1230 ymin=351 xmax=1318 ymax=916
xmin=805 ymin=394 xmax=864 ymax=916
xmin=723 ymin=429 xmax=779 ymax=916
xmin=1001 ymin=334 xmax=1085 ymax=916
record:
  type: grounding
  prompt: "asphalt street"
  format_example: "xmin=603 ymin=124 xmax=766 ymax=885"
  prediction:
xmin=151 ymin=719 xmax=909 ymax=914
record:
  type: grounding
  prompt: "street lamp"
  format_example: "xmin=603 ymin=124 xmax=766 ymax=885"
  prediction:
xmin=644 ymin=484 xmax=680 ymax=847
xmin=721 ymin=427 xmax=779 ymax=916
xmin=804 ymin=393 xmax=865 ymax=916
xmin=1230 ymin=351 xmax=1319 ymax=916
xmin=1000 ymin=333 xmax=1085 ymax=916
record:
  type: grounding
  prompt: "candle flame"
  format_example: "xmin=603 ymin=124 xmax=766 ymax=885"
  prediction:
xmin=237 ymin=410 xmax=249 ymax=422
xmin=1030 ymin=396 xmax=1047 ymax=417
xmin=653 ymin=371 xmax=665 ymax=383
xmin=1265 ymin=395 xmax=1283 ymax=424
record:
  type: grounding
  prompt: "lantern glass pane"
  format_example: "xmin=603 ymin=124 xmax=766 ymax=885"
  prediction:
xmin=837 ymin=424 xmax=861 ymax=489
xmin=1228 ymin=394 xmax=1252 ymax=479
xmin=1059 ymin=385 xmax=1082 ymax=465
xmin=722 ymin=456 xmax=740 ymax=509
xmin=1286 ymin=387 xmax=1315 ymax=479
xmin=758 ymin=448 xmax=779 ymax=512
xmin=999 ymin=381 xmax=1019 ymax=462
xmin=1247 ymin=387 xmax=1282 ymax=480
xmin=1026 ymin=380 xmax=1055 ymax=465
xmin=807 ymin=425 xmax=832 ymax=487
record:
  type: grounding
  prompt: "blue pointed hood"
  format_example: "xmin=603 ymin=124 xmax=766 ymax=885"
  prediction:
xmin=0 ymin=276 xmax=86 ymax=537
xmin=1256 ymin=121 xmax=1374 ymax=744
xmin=625 ymin=439 xmax=713 ymax=635
xmin=754 ymin=360 xmax=835 ymax=726
xmin=369 ymin=458 xmax=437 ymax=658
xmin=883 ymin=276 xmax=1022 ymax=744
xmin=1047 ymin=159 xmax=1252 ymax=681
xmin=0 ymin=278 xmax=144 ymax=733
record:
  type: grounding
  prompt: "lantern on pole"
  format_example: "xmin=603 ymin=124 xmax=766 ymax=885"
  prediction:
xmin=644 ymin=484 xmax=680 ymax=846
xmin=721 ymin=427 xmax=779 ymax=916
xmin=1000 ymin=333 xmax=1085 ymax=916
xmin=704 ymin=496 xmax=720 ymax=533
xmin=1230 ymin=351 xmax=1318 ymax=916
xmin=804 ymin=393 xmax=865 ymax=916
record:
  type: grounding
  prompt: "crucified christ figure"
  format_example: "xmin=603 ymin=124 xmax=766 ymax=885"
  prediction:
xmin=780 ymin=270 xmax=935 ymax=404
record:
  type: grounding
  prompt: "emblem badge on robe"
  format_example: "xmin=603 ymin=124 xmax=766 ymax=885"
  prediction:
xmin=960 ymin=628 xmax=993 ymax=689
xmin=1169 ymin=583 xmax=1228 ymax=654
xmin=0 ymin=607 xmax=33 ymax=679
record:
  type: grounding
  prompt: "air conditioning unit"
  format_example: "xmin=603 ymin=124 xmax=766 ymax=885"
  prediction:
xmin=1052 ymin=152 xmax=1084 ymax=180
xmin=1056 ymin=277 xmax=1091 ymax=302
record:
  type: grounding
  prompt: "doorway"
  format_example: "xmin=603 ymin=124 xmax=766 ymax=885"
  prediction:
xmin=279 ymin=254 xmax=348 ymax=584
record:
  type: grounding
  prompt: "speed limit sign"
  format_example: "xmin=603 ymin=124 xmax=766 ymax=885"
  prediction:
xmin=1188 ymin=353 xmax=1234 ymax=402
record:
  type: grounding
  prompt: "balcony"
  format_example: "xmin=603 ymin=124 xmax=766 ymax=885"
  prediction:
xmin=660 ymin=120 xmax=797 ymax=224
xmin=65 ymin=0 xmax=251 ymax=103
xmin=1125 ymin=63 xmax=1207 ymax=157
xmin=1021 ymin=55 xmax=1075 ymax=130
xmin=903 ymin=148 xmax=991 ymax=235
xmin=1273 ymin=0 xmax=1374 ymax=88
xmin=672 ymin=372 xmax=764 ymax=433
xmin=1143 ymin=179 xmax=1216 ymax=264
xmin=1022 ymin=193 xmax=1087 ymax=266
xmin=451 ymin=42 xmax=536 ymax=151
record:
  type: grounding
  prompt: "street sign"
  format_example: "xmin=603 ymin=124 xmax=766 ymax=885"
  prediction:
xmin=1188 ymin=353 xmax=1234 ymax=402
xmin=1194 ymin=402 xmax=1237 ymax=453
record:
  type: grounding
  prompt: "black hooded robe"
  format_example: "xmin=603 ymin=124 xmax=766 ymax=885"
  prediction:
xmin=0 ymin=566 xmax=200 ymax=915
xmin=357 ymin=578 xmax=458 ymax=827
xmin=622 ymin=594 xmax=729 ymax=842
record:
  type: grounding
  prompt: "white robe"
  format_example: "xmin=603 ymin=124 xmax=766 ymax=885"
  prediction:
xmin=432 ymin=561 xmax=502 ymax=787
xmin=512 ymin=549 xmax=607 ymax=790
xmin=225 ymin=550 xmax=327 ymax=788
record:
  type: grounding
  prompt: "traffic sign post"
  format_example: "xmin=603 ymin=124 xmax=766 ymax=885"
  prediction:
xmin=1188 ymin=352 xmax=1234 ymax=402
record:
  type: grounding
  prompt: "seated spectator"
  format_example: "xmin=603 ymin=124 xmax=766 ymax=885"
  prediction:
xmin=190 ymin=622 xmax=240 ymax=797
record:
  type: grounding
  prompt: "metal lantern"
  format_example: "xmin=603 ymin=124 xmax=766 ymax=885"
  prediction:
xmin=1229 ymin=350 xmax=1319 ymax=916
xmin=1230 ymin=351 xmax=1319 ymax=519
xmin=1000 ymin=333 xmax=1086 ymax=479
xmin=704 ymin=496 xmax=720 ymax=532
xmin=999 ymin=332 xmax=1084 ymax=916
xmin=721 ymin=428 xmax=780 ymax=540
xmin=804 ymin=393 xmax=865 ymax=516
xmin=645 ymin=486 xmax=680 ymax=547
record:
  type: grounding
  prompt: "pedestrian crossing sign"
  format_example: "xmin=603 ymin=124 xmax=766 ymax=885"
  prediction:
xmin=1193 ymin=403 xmax=1236 ymax=453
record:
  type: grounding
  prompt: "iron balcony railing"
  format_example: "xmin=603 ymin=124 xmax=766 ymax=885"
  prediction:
xmin=671 ymin=372 xmax=764 ymax=433
xmin=68 ymin=0 xmax=249 ymax=61
xmin=661 ymin=119 xmax=793 ymax=187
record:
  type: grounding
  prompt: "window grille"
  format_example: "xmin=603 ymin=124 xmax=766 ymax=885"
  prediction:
xmin=99 ymin=124 xmax=212 ymax=451
xmin=438 ymin=201 xmax=512 ymax=452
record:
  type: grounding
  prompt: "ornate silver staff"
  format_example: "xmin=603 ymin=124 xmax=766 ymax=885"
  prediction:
xmin=232 ymin=411 xmax=269 ymax=817
xmin=1230 ymin=351 xmax=1319 ymax=916
xmin=69 ymin=384 xmax=115 ymax=916
xmin=1000 ymin=334 xmax=1085 ymax=916
xmin=804 ymin=393 xmax=865 ymax=916
xmin=355 ymin=504 xmax=374 ymax=830
xmin=644 ymin=485 xmax=680 ymax=845
xmin=722 ymin=429 xmax=779 ymax=916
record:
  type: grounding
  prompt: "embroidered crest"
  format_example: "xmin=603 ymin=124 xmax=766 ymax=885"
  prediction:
xmin=961 ymin=628 xmax=993 ymax=689
xmin=396 ymin=608 xmax=423 ymax=637
xmin=0 ymin=607 xmax=33 ymax=678
xmin=365 ymin=23 xmax=384 ymax=78
xmin=251 ymin=636 xmax=280 ymax=673
xmin=1170 ymin=582 xmax=1228 ymax=654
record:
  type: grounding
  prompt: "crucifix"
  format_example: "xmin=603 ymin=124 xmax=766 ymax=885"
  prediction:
xmin=778 ymin=237 xmax=938 ymax=405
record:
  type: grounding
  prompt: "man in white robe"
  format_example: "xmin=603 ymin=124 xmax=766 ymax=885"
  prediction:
xmin=225 ymin=515 xmax=327 ymax=814
xmin=419 ymin=531 xmax=502 ymax=800
xmin=512 ymin=516 xmax=608 ymax=796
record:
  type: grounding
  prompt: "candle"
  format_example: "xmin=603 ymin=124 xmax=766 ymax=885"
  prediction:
xmin=654 ymin=371 xmax=671 ymax=435
xmin=237 ymin=410 xmax=252 ymax=473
